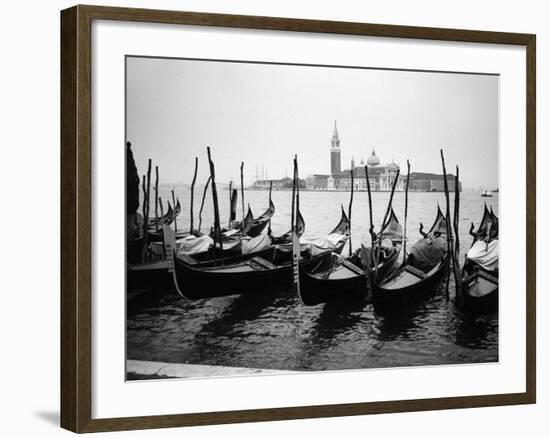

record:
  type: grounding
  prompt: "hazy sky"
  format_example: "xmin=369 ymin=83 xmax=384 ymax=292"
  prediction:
xmin=126 ymin=56 xmax=498 ymax=189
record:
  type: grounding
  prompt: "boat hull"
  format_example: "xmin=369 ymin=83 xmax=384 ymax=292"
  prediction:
xmin=174 ymin=248 xmax=337 ymax=299
xmin=373 ymin=255 xmax=449 ymax=314
xmin=462 ymin=263 xmax=499 ymax=313
xmin=299 ymin=248 xmax=400 ymax=306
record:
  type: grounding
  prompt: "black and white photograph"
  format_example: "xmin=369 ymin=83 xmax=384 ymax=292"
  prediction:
xmin=125 ymin=56 xmax=499 ymax=380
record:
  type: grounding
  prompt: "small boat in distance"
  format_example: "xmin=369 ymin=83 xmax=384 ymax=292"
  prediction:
xmin=481 ymin=190 xmax=493 ymax=197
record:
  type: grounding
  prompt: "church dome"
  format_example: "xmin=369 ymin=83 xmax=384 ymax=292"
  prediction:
xmin=367 ymin=149 xmax=380 ymax=166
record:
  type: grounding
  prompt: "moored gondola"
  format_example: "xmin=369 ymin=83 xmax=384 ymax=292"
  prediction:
xmin=169 ymin=208 xmax=350 ymax=299
xmin=372 ymin=206 xmax=450 ymax=313
xmin=462 ymin=205 xmax=499 ymax=312
xmin=299 ymin=208 xmax=403 ymax=306
xmin=246 ymin=199 xmax=275 ymax=237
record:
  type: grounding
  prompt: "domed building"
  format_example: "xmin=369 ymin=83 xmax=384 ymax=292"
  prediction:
xmin=304 ymin=121 xmax=459 ymax=192
xmin=329 ymin=148 xmax=403 ymax=191
xmin=366 ymin=150 xmax=381 ymax=167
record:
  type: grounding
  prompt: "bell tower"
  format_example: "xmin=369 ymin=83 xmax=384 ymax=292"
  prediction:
xmin=330 ymin=120 xmax=341 ymax=175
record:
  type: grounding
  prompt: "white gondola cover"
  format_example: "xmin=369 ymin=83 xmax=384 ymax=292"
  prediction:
xmin=303 ymin=233 xmax=348 ymax=256
xmin=176 ymin=234 xmax=214 ymax=255
xmin=467 ymin=239 xmax=499 ymax=271
xmin=241 ymin=233 xmax=272 ymax=255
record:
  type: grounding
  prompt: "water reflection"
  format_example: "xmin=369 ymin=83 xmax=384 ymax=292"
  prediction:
xmin=454 ymin=310 xmax=498 ymax=349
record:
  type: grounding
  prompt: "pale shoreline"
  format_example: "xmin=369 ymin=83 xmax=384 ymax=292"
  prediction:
xmin=127 ymin=359 xmax=297 ymax=380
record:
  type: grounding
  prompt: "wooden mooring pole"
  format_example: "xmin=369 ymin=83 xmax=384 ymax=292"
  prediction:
xmin=198 ymin=176 xmax=211 ymax=233
xmin=348 ymin=168 xmax=354 ymax=257
xmin=375 ymin=169 xmax=400 ymax=276
xmin=268 ymin=180 xmax=273 ymax=235
xmin=141 ymin=174 xmax=147 ymax=263
xmin=453 ymin=165 xmax=463 ymax=304
xmin=154 ymin=165 xmax=159 ymax=232
xmin=171 ymin=189 xmax=177 ymax=235
xmin=440 ymin=149 xmax=454 ymax=300
xmin=207 ymin=147 xmax=223 ymax=257
xmin=403 ymin=160 xmax=411 ymax=261
xmin=190 ymin=157 xmax=198 ymax=234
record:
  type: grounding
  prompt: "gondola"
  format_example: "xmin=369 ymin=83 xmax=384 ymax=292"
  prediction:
xmin=170 ymin=208 xmax=350 ymax=299
xmin=298 ymin=208 xmax=402 ymax=306
xmin=149 ymin=202 xmax=176 ymax=229
xmin=130 ymin=200 xmax=295 ymax=281
xmin=372 ymin=206 xmax=450 ymax=313
xmin=246 ymin=199 xmax=275 ymax=237
xmin=218 ymin=200 xmax=273 ymax=239
xmin=146 ymin=201 xmax=185 ymax=242
xmin=462 ymin=204 xmax=499 ymax=312
xmin=223 ymin=205 xmax=254 ymax=236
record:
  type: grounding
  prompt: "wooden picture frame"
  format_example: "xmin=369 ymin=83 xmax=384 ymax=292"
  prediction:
xmin=61 ymin=4 xmax=536 ymax=433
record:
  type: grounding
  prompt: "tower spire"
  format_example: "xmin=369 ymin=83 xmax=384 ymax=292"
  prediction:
xmin=330 ymin=120 xmax=341 ymax=175
xmin=332 ymin=120 xmax=339 ymax=142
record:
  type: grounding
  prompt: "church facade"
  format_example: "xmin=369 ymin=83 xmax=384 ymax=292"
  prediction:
xmin=306 ymin=121 xmax=405 ymax=191
xmin=305 ymin=121 xmax=460 ymax=192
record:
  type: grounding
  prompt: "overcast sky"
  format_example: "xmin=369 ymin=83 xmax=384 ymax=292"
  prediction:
xmin=126 ymin=56 xmax=498 ymax=190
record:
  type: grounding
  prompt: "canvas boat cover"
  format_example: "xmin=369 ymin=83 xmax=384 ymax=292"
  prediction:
xmin=303 ymin=233 xmax=348 ymax=256
xmin=467 ymin=239 xmax=499 ymax=271
xmin=241 ymin=233 xmax=272 ymax=255
xmin=149 ymin=234 xmax=213 ymax=258
xmin=176 ymin=234 xmax=214 ymax=255
xmin=409 ymin=235 xmax=448 ymax=272
xmin=276 ymin=233 xmax=347 ymax=256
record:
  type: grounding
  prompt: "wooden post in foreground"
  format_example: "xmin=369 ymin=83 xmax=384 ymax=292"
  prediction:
xmin=190 ymin=157 xmax=198 ymax=234
xmin=198 ymin=176 xmax=211 ymax=233
xmin=154 ymin=165 xmax=159 ymax=231
xmin=365 ymin=165 xmax=375 ymax=250
xmin=403 ymin=160 xmax=411 ymax=260
xmin=453 ymin=165 xmax=463 ymax=304
xmin=364 ymin=165 xmax=376 ymax=282
xmin=207 ymin=147 xmax=223 ymax=256
xmin=375 ymin=169 xmax=400 ymax=276
xmin=268 ymin=180 xmax=273 ymax=235
xmin=240 ymin=162 xmax=245 ymax=234
xmin=440 ymin=149 xmax=454 ymax=299
xmin=228 ymin=180 xmax=233 ymax=228
xmin=348 ymin=168 xmax=354 ymax=257
xmin=360 ymin=245 xmax=374 ymax=301
xmin=141 ymin=174 xmax=147 ymax=263
xmin=171 ymin=189 xmax=177 ymax=235
xmin=146 ymin=159 xmax=152 ymax=223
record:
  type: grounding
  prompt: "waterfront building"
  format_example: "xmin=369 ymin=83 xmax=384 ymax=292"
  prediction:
xmin=252 ymin=177 xmax=305 ymax=190
xmin=408 ymin=172 xmax=461 ymax=192
xmin=306 ymin=121 xmax=406 ymax=191
xmin=256 ymin=121 xmax=461 ymax=192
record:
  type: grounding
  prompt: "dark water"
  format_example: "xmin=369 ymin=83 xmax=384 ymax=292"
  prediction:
xmin=127 ymin=190 xmax=498 ymax=374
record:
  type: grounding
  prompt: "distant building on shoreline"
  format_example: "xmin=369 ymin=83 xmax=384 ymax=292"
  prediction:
xmin=252 ymin=177 xmax=305 ymax=190
xmin=306 ymin=121 xmax=461 ymax=192
xmin=253 ymin=121 xmax=461 ymax=192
